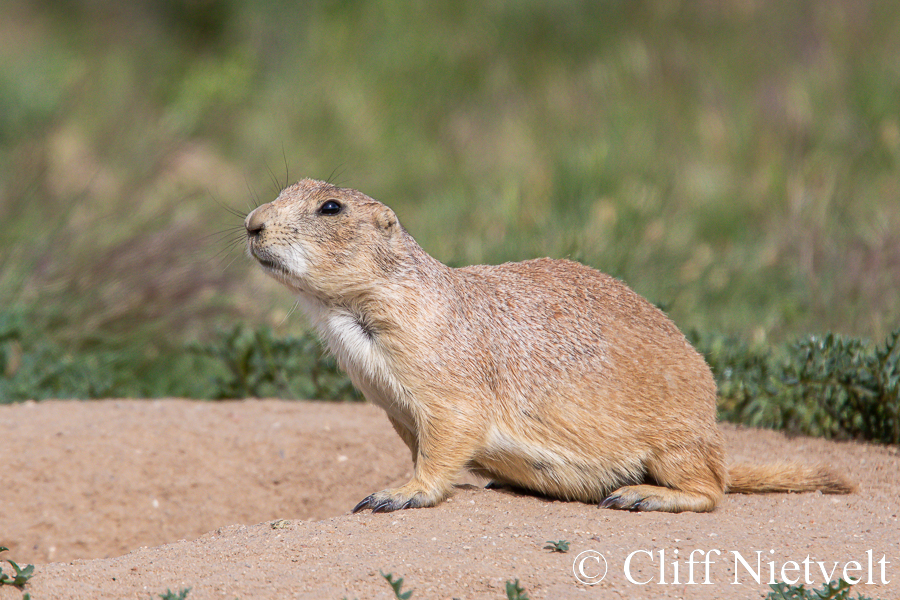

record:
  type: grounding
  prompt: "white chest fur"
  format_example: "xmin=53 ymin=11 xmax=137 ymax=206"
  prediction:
xmin=295 ymin=295 xmax=414 ymax=431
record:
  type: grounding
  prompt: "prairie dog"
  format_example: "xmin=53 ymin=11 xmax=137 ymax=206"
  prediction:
xmin=244 ymin=178 xmax=854 ymax=513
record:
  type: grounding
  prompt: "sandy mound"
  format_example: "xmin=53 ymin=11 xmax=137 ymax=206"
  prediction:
xmin=0 ymin=400 xmax=897 ymax=599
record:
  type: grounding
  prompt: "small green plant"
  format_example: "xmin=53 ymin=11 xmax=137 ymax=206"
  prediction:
xmin=505 ymin=579 xmax=529 ymax=600
xmin=765 ymin=578 xmax=875 ymax=599
xmin=542 ymin=539 xmax=570 ymax=553
xmin=372 ymin=570 xmax=533 ymax=600
xmin=380 ymin=570 xmax=413 ymax=600
xmin=0 ymin=547 xmax=35 ymax=589
xmin=159 ymin=588 xmax=191 ymax=600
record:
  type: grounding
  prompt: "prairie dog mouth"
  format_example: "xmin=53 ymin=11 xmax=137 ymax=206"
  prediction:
xmin=254 ymin=253 xmax=280 ymax=271
xmin=248 ymin=244 xmax=281 ymax=271
xmin=248 ymin=240 xmax=310 ymax=286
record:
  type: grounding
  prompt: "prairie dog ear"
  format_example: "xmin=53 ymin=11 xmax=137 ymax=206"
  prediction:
xmin=375 ymin=210 xmax=398 ymax=234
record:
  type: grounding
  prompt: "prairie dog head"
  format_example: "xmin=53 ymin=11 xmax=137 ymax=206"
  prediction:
xmin=245 ymin=179 xmax=405 ymax=300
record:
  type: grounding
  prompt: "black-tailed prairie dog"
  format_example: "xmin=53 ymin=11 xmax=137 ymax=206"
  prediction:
xmin=244 ymin=178 xmax=855 ymax=514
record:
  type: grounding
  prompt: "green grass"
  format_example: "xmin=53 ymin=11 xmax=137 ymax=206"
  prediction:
xmin=0 ymin=0 xmax=898 ymax=406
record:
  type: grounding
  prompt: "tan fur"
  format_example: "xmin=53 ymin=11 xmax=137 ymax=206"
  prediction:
xmin=727 ymin=463 xmax=856 ymax=494
xmin=244 ymin=179 xmax=855 ymax=513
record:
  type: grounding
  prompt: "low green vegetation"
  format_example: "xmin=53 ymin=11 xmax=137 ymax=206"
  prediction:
xmin=765 ymin=578 xmax=876 ymax=600
xmin=381 ymin=570 xmax=413 ymax=600
xmin=190 ymin=325 xmax=358 ymax=400
xmin=378 ymin=571 xmax=531 ymax=600
xmin=0 ymin=319 xmax=356 ymax=401
xmin=505 ymin=579 xmax=530 ymax=600
xmin=543 ymin=540 xmax=570 ymax=553
xmin=372 ymin=570 xmax=875 ymax=600
xmin=159 ymin=589 xmax=191 ymax=600
xmin=694 ymin=328 xmax=900 ymax=444
xmin=3 ymin=312 xmax=896 ymax=444
xmin=0 ymin=547 xmax=34 ymax=593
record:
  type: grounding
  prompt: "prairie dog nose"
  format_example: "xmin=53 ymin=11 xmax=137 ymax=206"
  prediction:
xmin=245 ymin=203 xmax=277 ymax=235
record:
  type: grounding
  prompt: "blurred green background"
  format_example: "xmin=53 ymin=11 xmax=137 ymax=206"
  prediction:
xmin=1 ymin=0 xmax=898 ymax=400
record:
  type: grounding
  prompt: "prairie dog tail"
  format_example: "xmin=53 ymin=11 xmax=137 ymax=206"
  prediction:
xmin=726 ymin=462 xmax=856 ymax=495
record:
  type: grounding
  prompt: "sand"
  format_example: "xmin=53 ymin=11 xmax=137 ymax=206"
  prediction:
xmin=0 ymin=399 xmax=897 ymax=599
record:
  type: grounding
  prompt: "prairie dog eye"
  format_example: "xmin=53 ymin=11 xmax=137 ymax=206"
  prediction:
xmin=318 ymin=200 xmax=343 ymax=215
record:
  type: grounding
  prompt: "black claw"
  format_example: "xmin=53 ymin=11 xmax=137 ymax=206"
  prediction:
xmin=352 ymin=495 xmax=375 ymax=513
xmin=601 ymin=495 xmax=641 ymax=510
xmin=599 ymin=495 xmax=620 ymax=509
xmin=601 ymin=494 xmax=646 ymax=511
xmin=371 ymin=499 xmax=396 ymax=513
xmin=353 ymin=493 xmax=424 ymax=514
xmin=485 ymin=481 xmax=503 ymax=490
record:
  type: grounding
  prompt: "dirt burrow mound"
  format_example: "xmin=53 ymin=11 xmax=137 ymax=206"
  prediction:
xmin=0 ymin=400 xmax=897 ymax=600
